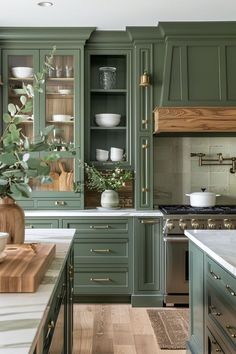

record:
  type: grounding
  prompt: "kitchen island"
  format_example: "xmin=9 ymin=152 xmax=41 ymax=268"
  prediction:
xmin=185 ymin=230 xmax=236 ymax=354
xmin=0 ymin=228 xmax=76 ymax=354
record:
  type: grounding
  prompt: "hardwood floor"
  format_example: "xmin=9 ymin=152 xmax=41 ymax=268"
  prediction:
xmin=73 ymin=304 xmax=187 ymax=354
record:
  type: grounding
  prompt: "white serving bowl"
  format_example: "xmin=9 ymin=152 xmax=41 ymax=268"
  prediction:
xmin=0 ymin=232 xmax=8 ymax=253
xmin=52 ymin=114 xmax=72 ymax=122
xmin=95 ymin=113 xmax=121 ymax=128
xmin=12 ymin=67 xmax=33 ymax=78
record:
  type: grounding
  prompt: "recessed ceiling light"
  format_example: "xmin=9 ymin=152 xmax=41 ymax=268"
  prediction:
xmin=37 ymin=1 xmax=53 ymax=7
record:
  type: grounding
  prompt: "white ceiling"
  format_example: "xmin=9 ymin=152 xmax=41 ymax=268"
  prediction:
xmin=1 ymin=0 xmax=236 ymax=30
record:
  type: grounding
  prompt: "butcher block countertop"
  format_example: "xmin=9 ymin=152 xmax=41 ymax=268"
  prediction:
xmin=0 ymin=228 xmax=76 ymax=354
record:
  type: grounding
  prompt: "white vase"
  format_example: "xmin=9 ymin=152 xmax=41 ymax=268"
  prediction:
xmin=101 ymin=190 xmax=119 ymax=208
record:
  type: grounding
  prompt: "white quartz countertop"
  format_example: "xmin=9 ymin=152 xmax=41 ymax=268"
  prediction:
xmin=0 ymin=228 xmax=76 ymax=354
xmin=185 ymin=230 xmax=236 ymax=277
xmin=24 ymin=208 xmax=163 ymax=217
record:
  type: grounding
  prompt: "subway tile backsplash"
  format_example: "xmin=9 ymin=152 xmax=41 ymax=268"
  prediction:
xmin=153 ymin=136 xmax=236 ymax=205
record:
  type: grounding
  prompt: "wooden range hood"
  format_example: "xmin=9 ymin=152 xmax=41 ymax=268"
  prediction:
xmin=154 ymin=107 xmax=236 ymax=133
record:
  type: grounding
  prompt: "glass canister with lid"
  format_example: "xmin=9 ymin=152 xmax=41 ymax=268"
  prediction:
xmin=99 ymin=66 xmax=116 ymax=89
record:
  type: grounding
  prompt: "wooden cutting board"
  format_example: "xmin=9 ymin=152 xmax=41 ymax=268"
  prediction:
xmin=0 ymin=243 xmax=56 ymax=293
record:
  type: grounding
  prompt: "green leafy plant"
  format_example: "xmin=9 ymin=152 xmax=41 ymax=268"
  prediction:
xmin=0 ymin=46 xmax=59 ymax=199
xmin=85 ymin=163 xmax=132 ymax=192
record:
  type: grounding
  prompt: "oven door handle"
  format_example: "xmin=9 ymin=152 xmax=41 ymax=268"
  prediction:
xmin=163 ymin=236 xmax=188 ymax=242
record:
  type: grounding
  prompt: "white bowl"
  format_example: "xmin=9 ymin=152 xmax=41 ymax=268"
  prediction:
xmin=95 ymin=113 xmax=121 ymax=128
xmin=12 ymin=88 xmax=26 ymax=95
xmin=52 ymin=114 xmax=72 ymax=122
xmin=12 ymin=67 xmax=33 ymax=78
xmin=0 ymin=232 xmax=8 ymax=253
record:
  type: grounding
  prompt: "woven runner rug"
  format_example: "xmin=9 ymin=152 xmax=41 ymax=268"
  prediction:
xmin=147 ymin=308 xmax=189 ymax=350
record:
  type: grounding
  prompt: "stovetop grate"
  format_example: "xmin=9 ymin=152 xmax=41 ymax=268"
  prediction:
xmin=158 ymin=205 xmax=236 ymax=214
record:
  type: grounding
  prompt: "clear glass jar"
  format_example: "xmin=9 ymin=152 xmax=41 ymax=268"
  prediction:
xmin=99 ymin=66 xmax=116 ymax=89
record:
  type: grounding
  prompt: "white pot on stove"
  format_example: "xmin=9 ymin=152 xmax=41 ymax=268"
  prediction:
xmin=186 ymin=189 xmax=220 ymax=207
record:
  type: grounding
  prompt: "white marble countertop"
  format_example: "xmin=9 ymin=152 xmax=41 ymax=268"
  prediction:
xmin=185 ymin=230 xmax=236 ymax=277
xmin=24 ymin=208 xmax=163 ymax=217
xmin=0 ymin=228 xmax=76 ymax=354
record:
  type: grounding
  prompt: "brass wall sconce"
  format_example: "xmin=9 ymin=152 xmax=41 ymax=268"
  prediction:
xmin=139 ymin=71 xmax=151 ymax=87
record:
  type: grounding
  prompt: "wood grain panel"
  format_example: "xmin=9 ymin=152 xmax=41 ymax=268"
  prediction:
xmin=0 ymin=243 xmax=55 ymax=292
xmin=154 ymin=107 xmax=236 ymax=133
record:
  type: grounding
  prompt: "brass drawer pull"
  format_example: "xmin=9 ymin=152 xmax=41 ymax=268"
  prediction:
xmin=55 ymin=201 xmax=66 ymax=206
xmin=89 ymin=225 xmax=110 ymax=229
xmin=142 ymin=143 xmax=149 ymax=149
xmin=210 ymin=270 xmax=221 ymax=280
xmin=142 ymin=119 xmax=148 ymax=124
xmin=140 ymin=219 xmax=160 ymax=224
xmin=90 ymin=249 xmax=111 ymax=253
xmin=209 ymin=305 xmax=221 ymax=316
xmin=90 ymin=278 xmax=111 ymax=282
xmin=226 ymin=325 xmax=236 ymax=338
xmin=226 ymin=285 xmax=236 ymax=296
xmin=142 ymin=187 xmax=149 ymax=192
xmin=46 ymin=320 xmax=55 ymax=339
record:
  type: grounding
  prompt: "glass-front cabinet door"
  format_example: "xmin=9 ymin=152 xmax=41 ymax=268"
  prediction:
xmin=85 ymin=50 xmax=132 ymax=167
xmin=2 ymin=50 xmax=40 ymax=144
xmin=2 ymin=49 xmax=82 ymax=209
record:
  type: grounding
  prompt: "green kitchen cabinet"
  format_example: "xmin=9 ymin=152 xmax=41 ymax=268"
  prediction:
xmin=42 ymin=246 xmax=73 ymax=354
xmin=62 ymin=217 xmax=133 ymax=299
xmin=187 ymin=241 xmax=205 ymax=354
xmin=0 ymin=28 xmax=94 ymax=210
xmin=132 ymin=217 xmax=163 ymax=307
xmin=188 ymin=239 xmax=236 ymax=354
xmin=84 ymin=48 xmax=133 ymax=168
xmin=2 ymin=48 xmax=82 ymax=209
xmin=206 ymin=256 xmax=236 ymax=354
xmin=133 ymin=44 xmax=154 ymax=209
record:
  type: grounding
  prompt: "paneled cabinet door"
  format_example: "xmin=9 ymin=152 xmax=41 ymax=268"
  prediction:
xmin=2 ymin=49 xmax=82 ymax=209
xmin=133 ymin=218 xmax=162 ymax=292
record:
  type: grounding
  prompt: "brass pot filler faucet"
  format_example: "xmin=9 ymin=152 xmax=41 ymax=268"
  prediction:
xmin=190 ymin=153 xmax=236 ymax=174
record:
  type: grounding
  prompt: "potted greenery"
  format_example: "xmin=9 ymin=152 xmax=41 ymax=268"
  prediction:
xmin=85 ymin=163 xmax=132 ymax=208
xmin=0 ymin=46 xmax=58 ymax=243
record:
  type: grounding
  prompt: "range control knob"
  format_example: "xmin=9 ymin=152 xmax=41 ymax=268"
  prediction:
xmin=191 ymin=219 xmax=200 ymax=229
xmin=179 ymin=219 xmax=187 ymax=230
xmin=208 ymin=219 xmax=216 ymax=229
xmin=166 ymin=219 xmax=175 ymax=231
xmin=224 ymin=219 xmax=234 ymax=229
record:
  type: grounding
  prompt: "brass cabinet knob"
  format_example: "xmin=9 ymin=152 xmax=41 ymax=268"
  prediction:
xmin=142 ymin=187 xmax=149 ymax=192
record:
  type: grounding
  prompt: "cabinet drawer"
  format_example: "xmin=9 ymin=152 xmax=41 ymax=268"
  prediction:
xmin=207 ymin=327 xmax=226 ymax=354
xmin=74 ymin=266 xmax=130 ymax=294
xmin=207 ymin=284 xmax=236 ymax=351
xmin=65 ymin=219 xmax=129 ymax=234
xmin=25 ymin=218 xmax=59 ymax=229
xmin=36 ymin=199 xmax=81 ymax=209
xmin=207 ymin=256 xmax=236 ymax=309
xmin=74 ymin=238 xmax=128 ymax=263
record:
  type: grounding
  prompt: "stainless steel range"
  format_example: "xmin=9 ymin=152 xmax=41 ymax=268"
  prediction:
xmin=159 ymin=205 xmax=236 ymax=306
